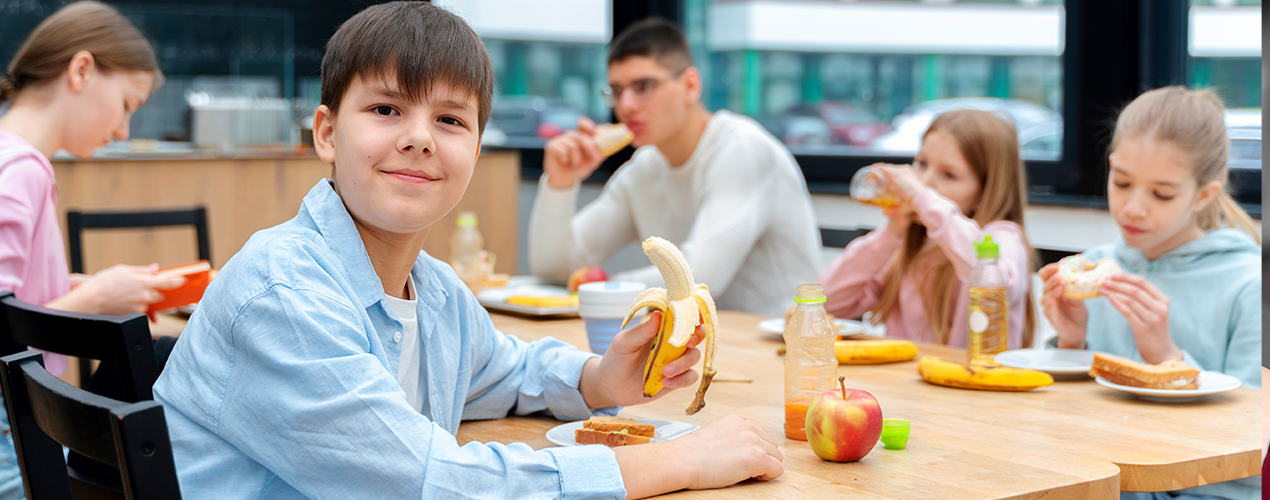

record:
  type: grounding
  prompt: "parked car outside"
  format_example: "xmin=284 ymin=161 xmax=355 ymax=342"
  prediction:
xmin=869 ymin=97 xmax=1061 ymax=154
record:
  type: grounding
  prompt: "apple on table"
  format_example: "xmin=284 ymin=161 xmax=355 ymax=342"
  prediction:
xmin=806 ymin=376 xmax=883 ymax=462
xmin=567 ymin=266 xmax=609 ymax=293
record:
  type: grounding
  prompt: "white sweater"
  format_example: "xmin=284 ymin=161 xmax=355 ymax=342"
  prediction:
xmin=529 ymin=110 xmax=822 ymax=317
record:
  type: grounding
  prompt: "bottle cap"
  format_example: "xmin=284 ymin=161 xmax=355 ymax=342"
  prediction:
xmin=456 ymin=211 xmax=477 ymax=227
xmin=974 ymin=235 xmax=998 ymax=259
xmin=880 ymin=418 xmax=910 ymax=450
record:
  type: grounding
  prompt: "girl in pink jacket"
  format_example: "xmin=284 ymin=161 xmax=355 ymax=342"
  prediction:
xmin=819 ymin=109 xmax=1036 ymax=349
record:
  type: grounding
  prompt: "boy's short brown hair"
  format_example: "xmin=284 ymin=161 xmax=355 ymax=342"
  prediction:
xmin=607 ymin=17 xmax=693 ymax=73
xmin=320 ymin=1 xmax=493 ymax=133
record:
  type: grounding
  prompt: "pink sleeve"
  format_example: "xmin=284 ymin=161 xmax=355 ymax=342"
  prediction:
xmin=0 ymin=158 xmax=45 ymax=293
xmin=817 ymin=228 xmax=902 ymax=319
xmin=911 ymin=188 xmax=1031 ymax=303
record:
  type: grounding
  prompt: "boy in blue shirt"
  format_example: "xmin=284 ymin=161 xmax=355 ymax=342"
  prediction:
xmin=153 ymin=2 xmax=782 ymax=499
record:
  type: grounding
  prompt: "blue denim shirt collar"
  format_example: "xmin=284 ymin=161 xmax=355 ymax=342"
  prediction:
xmin=301 ymin=180 xmax=448 ymax=328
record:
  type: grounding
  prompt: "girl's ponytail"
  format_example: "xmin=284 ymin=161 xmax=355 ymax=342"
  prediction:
xmin=1200 ymin=189 xmax=1261 ymax=244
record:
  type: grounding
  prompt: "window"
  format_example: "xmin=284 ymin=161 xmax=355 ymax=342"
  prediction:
xmin=689 ymin=1 xmax=1065 ymax=160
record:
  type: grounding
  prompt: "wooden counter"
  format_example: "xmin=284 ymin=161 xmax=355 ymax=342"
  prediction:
xmin=51 ymin=150 xmax=520 ymax=275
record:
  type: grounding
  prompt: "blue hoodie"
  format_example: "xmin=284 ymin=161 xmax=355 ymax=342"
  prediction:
xmin=1083 ymin=228 xmax=1261 ymax=500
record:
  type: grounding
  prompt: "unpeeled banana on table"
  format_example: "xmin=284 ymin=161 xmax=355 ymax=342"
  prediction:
xmin=835 ymin=340 xmax=919 ymax=364
xmin=621 ymin=237 xmax=718 ymax=415
xmin=916 ymin=356 xmax=1053 ymax=391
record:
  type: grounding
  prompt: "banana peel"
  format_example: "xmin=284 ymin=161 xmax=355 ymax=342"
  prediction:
xmin=917 ymin=356 xmax=1053 ymax=391
xmin=621 ymin=237 xmax=718 ymax=415
xmin=835 ymin=340 xmax=918 ymax=365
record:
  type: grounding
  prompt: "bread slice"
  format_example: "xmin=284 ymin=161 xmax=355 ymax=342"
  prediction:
xmin=574 ymin=428 xmax=652 ymax=447
xmin=582 ymin=416 xmax=654 ymax=438
xmin=1090 ymin=352 xmax=1199 ymax=390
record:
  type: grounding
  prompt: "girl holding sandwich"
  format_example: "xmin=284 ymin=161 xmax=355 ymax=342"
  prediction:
xmin=1040 ymin=86 xmax=1260 ymax=500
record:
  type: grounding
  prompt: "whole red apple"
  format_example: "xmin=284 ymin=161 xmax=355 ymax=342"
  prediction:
xmin=805 ymin=376 xmax=883 ymax=462
xmin=567 ymin=266 xmax=609 ymax=293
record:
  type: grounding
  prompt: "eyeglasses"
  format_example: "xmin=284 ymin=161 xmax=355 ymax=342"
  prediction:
xmin=601 ymin=68 xmax=687 ymax=107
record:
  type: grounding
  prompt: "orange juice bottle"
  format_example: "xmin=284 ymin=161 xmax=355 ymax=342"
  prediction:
xmin=967 ymin=235 xmax=1009 ymax=365
xmin=783 ymin=284 xmax=838 ymax=440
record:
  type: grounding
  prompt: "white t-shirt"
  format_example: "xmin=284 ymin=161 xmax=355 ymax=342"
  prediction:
xmin=383 ymin=279 xmax=422 ymax=413
xmin=528 ymin=110 xmax=822 ymax=316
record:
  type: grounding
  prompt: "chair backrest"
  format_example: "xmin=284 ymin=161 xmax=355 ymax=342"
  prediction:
xmin=0 ymin=292 xmax=156 ymax=402
xmin=66 ymin=207 xmax=211 ymax=274
xmin=0 ymin=351 xmax=180 ymax=500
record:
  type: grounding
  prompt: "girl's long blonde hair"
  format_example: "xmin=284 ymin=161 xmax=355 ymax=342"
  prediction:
xmin=869 ymin=109 xmax=1036 ymax=348
xmin=1112 ymin=86 xmax=1260 ymax=244
xmin=0 ymin=1 xmax=161 ymax=104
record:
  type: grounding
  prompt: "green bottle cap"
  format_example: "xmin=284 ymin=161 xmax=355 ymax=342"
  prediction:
xmin=456 ymin=212 xmax=477 ymax=227
xmin=974 ymin=235 xmax=999 ymax=259
xmin=880 ymin=418 xmax=911 ymax=450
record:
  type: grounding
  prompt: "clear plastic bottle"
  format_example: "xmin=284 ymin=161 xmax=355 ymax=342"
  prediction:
xmin=783 ymin=283 xmax=838 ymax=441
xmin=967 ymin=235 xmax=1009 ymax=365
xmin=450 ymin=212 xmax=485 ymax=285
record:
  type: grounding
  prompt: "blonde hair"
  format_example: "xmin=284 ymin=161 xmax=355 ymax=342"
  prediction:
xmin=0 ymin=1 xmax=162 ymax=104
xmin=870 ymin=109 xmax=1037 ymax=348
xmin=1111 ymin=86 xmax=1260 ymax=244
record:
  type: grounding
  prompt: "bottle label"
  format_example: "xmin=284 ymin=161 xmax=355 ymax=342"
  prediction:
xmin=968 ymin=310 xmax=989 ymax=333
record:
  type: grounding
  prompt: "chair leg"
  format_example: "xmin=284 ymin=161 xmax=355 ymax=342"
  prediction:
xmin=78 ymin=358 xmax=93 ymax=388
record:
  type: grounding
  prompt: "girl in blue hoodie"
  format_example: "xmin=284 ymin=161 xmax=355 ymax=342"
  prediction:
xmin=1040 ymin=86 xmax=1260 ymax=500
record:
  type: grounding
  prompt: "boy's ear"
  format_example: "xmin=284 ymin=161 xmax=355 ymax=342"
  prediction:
xmin=1193 ymin=180 xmax=1222 ymax=212
xmin=313 ymin=105 xmax=337 ymax=165
xmin=66 ymin=51 xmax=95 ymax=93
xmin=682 ymin=66 xmax=703 ymax=105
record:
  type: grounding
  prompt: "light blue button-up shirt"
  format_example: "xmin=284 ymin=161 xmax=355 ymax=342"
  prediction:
xmin=154 ymin=180 xmax=626 ymax=499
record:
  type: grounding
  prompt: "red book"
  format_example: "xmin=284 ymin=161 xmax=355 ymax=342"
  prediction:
xmin=146 ymin=261 xmax=212 ymax=315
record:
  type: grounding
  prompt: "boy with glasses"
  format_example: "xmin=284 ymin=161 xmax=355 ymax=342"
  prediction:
xmin=529 ymin=18 xmax=821 ymax=317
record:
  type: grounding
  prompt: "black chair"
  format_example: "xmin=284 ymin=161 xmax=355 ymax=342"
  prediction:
xmin=0 ymin=351 xmax=180 ymax=500
xmin=66 ymin=206 xmax=211 ymax=275
xmin=0 ymin=292 xmax=157 ymax=400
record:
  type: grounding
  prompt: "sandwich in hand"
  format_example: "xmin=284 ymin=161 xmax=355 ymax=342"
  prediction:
xmin=573 ymin=416 xmax=655 ymax=447
xmin=1090 ymin=352 xmax=1200 ymax=390
xmin=593 ymin=123 xmax=634 ymax=157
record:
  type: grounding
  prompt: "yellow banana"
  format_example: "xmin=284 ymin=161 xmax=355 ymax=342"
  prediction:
xmin=835 ymin=340 xmax=918 ymax=365
xmin=621 ymin=237 xmax=718 ymax=415
xmin=505 ymin=295 xmax=578 ymax=308
xmin=916 ymin=356 xmax=1053 ymax=391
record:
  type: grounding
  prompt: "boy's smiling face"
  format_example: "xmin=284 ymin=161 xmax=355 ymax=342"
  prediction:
xmin=314 ymin=72 xmax=481 ymax=235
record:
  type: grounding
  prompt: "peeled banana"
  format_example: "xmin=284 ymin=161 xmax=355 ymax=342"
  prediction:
xmin=621 ymin=237 xmax=718 ymax=415
xmin=916 ymin=356 xmax=1053 ymax=391
xmin=835 ymin=340 xmax=918 ymax=365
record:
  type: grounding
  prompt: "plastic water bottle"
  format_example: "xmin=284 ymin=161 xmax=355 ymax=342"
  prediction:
xmin=967 ymin=235 xmax=1009 ymax=365
xmin=450 ymin=212 xmax=485 ymax=285
xmin=783 ymin=283 xmax=838 ymax=441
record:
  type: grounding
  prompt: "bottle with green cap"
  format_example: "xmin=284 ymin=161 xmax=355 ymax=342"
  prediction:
xmin=967 ymin=235 xmax=1008 ymax=365
xmin=783 ymin=283 xmax=838 ymax=441
xmin=450 ymin=211 xmax=486 ymax=285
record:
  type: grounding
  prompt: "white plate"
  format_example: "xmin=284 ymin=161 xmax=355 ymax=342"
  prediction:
xmin=994 ymin=349 xmax=1093 ymax=376
xmin=1094 ymin=371 xmax=1241 ymax=402
xmin=546 ymin=419 xmax=699 ymax=447
xmin=477 ymin=285 xmax=577 ymax=316
xmin=757 ymin=317 xmax=865 ymax=336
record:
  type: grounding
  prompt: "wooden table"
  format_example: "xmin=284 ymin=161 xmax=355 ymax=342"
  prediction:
xmin=456 ymin=310 xmax=1260 ymax=499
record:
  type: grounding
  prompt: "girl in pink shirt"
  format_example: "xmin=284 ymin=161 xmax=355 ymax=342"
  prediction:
xmin=0 ymin=2 xmax=183 ymax=320
xmin=0 ymin=3 xmax=184 ymax=494
xmin=819 ymin=109 xmax=1036 ymax=349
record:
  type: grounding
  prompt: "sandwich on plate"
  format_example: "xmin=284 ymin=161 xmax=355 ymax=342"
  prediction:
xmin=1090 ymin=352 xmax=1200 ymax=390
xmin=573 ymin=416 xmax=655 ymax=447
